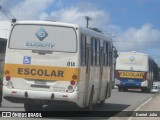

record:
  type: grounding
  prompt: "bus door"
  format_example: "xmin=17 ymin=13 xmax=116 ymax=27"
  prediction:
xmin=83 ymin=45 xmax=91 ymax=106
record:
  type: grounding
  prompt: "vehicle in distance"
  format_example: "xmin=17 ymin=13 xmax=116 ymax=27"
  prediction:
xmin=115 ymin=51 xmax=158 ymax=92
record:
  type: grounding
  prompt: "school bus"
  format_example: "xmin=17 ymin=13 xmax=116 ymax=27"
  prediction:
xmin=115 ymin=51 xmax=157 ymax=92
xmin=3 ymin=20 xmax=117 ymax=111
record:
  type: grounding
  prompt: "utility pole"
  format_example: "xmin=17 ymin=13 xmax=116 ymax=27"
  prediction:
xmin=85 ymin=16 xmax=92 ymax=28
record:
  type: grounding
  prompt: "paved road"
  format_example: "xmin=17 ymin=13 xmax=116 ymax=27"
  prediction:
xmin=0 ymin=89 xmax=156 ymax=119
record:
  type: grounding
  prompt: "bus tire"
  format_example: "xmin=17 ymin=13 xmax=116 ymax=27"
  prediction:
xmin=124 ymin=88 xmax=128 ymax=92
xmin=148 ymin=86 xmax=151 ymax=93
xmin=141 ymin=88 xmax=149 ymax=93
xmin=24 ymin=102 xmax=43 ymax=111
xmin=87 ymin=87 xmax=94 ymax=111
xmin=118 ymin=87 xmax=122 ymax=91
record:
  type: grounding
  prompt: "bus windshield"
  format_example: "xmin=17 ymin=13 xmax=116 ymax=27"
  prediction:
xmin=9 ymin=24 xmax=77 ymax=52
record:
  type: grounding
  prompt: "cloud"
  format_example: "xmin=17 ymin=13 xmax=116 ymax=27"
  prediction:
xmin=1 ymin=0 xmax=23 ymax=8
xmin=0 ymin=0 xmax=110 ymax=32
xmin=0 ymin=21 xmax=11 ymax=39
xmin=49 ymin=6 xmax=110 ymax=30
xmin=0 ymin=0 xmax=112 ymax=36
xmin=14 ymin=0 xmax=54 ymax=20
xmin=114 ymin=23 xmax=160 ymax=65
xmin=115 ymin=23 xmax=160 ymax=52
xmin=0 ymin=0 xmax=54 ymax=20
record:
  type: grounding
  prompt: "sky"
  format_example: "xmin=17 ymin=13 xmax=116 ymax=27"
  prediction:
xmin=0 ymin=0 xmax=160 ymax=65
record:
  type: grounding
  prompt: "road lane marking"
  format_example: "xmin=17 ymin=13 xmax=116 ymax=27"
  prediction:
xmin=128 ymin=97 xmax=152 ymax=120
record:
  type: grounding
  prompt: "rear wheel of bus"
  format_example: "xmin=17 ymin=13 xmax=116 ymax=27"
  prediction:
xmin=84 ymin=87 xmax=94 ymax=111
xmin=141 ymin=87 xmax=150 ymax=93
xmin=88 ymin=87 xmax=94 ymax=111
xmin=118 ymin=86 xmax=123 ymax=91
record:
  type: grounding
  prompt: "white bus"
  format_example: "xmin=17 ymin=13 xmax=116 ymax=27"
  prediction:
xmin=3 ymin=21 xmax=117 ymax=111
xmin=115 ymin=51 xmax=156 ymax=92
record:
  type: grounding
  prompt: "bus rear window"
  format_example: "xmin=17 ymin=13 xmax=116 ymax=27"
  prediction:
xmin=9 ymin=24 xmax=77 ymax=52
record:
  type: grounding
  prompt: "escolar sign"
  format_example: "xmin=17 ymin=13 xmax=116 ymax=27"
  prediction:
xmin=18 ymin=68 xmax=64 ymax=77
xmin=4 ymin=64 xmax=79 ymax=81
xmin=119 ymin=71 xmax=145 ymax=79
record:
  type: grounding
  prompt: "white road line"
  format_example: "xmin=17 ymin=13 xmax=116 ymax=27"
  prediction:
xmin=127 ymin=97 xmax=152 ymax=120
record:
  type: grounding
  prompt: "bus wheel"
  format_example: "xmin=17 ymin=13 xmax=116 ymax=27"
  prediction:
xmin=24 ymin=103 xmax=43 ymax=111
xmin=118 ymin=87 xmax=123 ymax=91
xmin=87 ymin=87 xmax=94 ymax=111
xmin=141 ymin=88 xmax=149 ymax=93
xmin=147 ymin=87 xmax=151 ymax=93
xmin=124 ymin=88 xmax=128 ymax=92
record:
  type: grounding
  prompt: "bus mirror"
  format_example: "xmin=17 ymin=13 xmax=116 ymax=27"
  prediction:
xmin=114 ymin=50 xmax=118 ymax=58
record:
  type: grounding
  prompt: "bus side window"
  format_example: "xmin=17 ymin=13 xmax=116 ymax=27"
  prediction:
xmin=103 ymin=41 xmax=110 ymax=66
xmin=96 ymin=40 xmax=100 ymax=65
xmin=91 ymin=38 xmax=100 ymax=66
xmin=80 ymin=34 xmax=86 ymax=66
xmin=108 ymin=46 xmax=112 ymax=66
xmin=91 ymin=38 xmax=95 ymax=65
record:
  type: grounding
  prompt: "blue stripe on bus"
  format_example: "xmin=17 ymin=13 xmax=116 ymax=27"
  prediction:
xmin=119 ymin=78 xmax=142 ymax=87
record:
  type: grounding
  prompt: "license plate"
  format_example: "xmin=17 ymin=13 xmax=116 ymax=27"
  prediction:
xmin=128 ymin=80 xmax=134 ymax=82
xmin=34 ymin=81 xmax=46 ymax=85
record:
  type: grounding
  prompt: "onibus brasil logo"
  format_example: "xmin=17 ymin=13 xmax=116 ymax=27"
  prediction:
xmin=35 ymin=28 xmax=48 ymax=41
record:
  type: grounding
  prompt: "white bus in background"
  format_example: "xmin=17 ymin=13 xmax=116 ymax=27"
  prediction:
xmin=115 ymin=51 xmax=156 ymax=92
xmin=3 ymin=20 xmax=118 ymax=111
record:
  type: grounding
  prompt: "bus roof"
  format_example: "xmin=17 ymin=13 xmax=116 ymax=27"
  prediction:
xmin=80 ymin=27 xmax=112 ymax=43
xmin=14 ymin=20 xmax=79 ymax=28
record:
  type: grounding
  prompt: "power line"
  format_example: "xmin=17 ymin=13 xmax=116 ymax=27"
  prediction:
xmin=0 ymin=5 xmax=16 ymax=20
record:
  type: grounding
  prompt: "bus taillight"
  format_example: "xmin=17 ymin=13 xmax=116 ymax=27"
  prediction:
xmin=6 ymin=76 xmax=11 ymax=81
xmin=5 ymin=70 xmax=11 ymax=81
xmin=72 ymin=75 xmax=77 ymax=80
xmin=70 ymin=80 xmax=76 ymax=85
xmin=70 ymin=75 xmax=78 ymax=85
xmin=67 ymin=75 xmax=78 ymax=92
xmin=142 ymin=72 xmax=147 ymax=81
xmin=116 ymin=70 xmax=120 ymax=80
